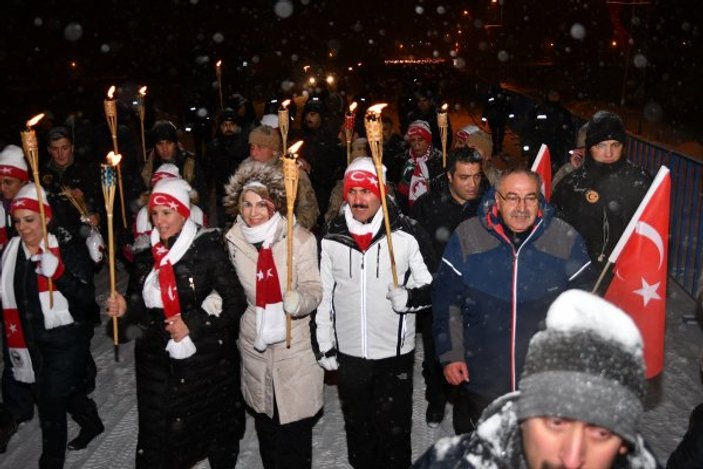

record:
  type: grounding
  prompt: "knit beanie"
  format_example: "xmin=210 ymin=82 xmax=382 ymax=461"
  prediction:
xmin=343 ymin=156 xmax=386 ymax=202
xmin=217 ymin=108 xmax=237 ymax=125
xmin=150 ymin=163 xmax=180 ymax=187
xmin=0 ymin=145 xmax=29 ymax=182
xmin=149 ymin=178 xmax=192 ymax=219
xmin=47 ymin=126 xmax=72 ymax=143
xmin=249 ymin=125 xmax=282 ymax=153
xmin=11 ymin=183 xmax=53 ymax=219
xmin=260 ymin=114 xmax=279 ymax=129
xmin=151 ymin=120 xmax=178 ymax=143
xmin=455 ymin=125 xmax=493 ymax=158
xmin=585 ymin=111 xmax=627 ymax=150
xmin=406 ymin=120 xmax=432 ymax=143
xmin=517 ymin=289 xmax=646 ymax=444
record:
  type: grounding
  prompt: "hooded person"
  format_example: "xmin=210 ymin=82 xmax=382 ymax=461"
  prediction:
xmin=1 ymin=184 xmax=103 ymax=466
xmin=413 ymin=289 xmax=660 ymax=469
xmin=223 ymin=160 xmax=324 ymax=469
xmin=106 ymin=177 xmax=247 ymax=468
xmin=552 ymin=110 xmax=652 ymax=274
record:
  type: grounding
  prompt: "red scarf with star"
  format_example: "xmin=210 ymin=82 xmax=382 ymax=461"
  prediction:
xmin=151 ymin=241 xmax=181 ymax=319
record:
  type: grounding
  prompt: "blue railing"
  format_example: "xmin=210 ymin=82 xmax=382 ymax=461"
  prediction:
xmin=626 ymin=136 xmax=703 ymax=298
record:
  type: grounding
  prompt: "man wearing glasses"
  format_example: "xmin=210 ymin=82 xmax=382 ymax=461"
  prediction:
xmin=432 ymin=168 xmax=594 ymax=433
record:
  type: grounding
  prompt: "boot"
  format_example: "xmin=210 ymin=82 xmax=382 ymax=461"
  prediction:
xmin=67 ymin=398 xmax=104 ymax=451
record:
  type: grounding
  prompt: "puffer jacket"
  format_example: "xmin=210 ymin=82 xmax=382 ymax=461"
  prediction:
xmin=316 ymin=201 xmax=435 ymax=360
xmin=412 ymin=393 xmax=661 ymax=469
xmin=123 ymin=228 xmax=246 ymax=468
xmin=433 ymin=192 xmax=594 ymax=399
xmin=225 ymin=217 xmax=324 ymax=425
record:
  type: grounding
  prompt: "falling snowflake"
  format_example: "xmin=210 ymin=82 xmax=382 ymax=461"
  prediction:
xmin=570 ymin=23 xmax=586 ymax=40
xmin=213 ymin=32 xmax=224 ymax=43
xmin=415 ymin=6 xmax=424 ymax=15
xmin=100 ymin=43 xmax=110 ymax=53
xmin=34 ymin=17 xmax=43 ymax=27
xmin=633 ymin=54 xmax=648 ymax=69
xmin=64 ymin=22 xmax=83 ymax=42
xmin=437 ymin=6 xmax=446 ymax=14
xmin=274 ymin=0 xmax=294 ymax=19
xmin=497 ymin=50 xmax=509 ymax=62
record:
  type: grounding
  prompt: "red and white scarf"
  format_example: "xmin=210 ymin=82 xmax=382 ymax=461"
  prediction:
xmin=143 ymin=218 xmax=198 ymax=359
xmin=0 ymin=235 xmax=73 ymax=383
xmin=398 ymin=147 xmax=432 ymax=206
xmin=239 ymin=212 xmax=286 ymax=352
xmin=343 ymin=204 xmax=384 ymax=252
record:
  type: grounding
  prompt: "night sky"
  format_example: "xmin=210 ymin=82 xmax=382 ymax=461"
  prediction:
xmin=0 ymin=0 xmax=700 ymax=140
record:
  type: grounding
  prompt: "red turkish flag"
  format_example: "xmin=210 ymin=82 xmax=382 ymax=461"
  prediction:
xmin=604 ymin=166 xmax=670 ymax=378
xmin=530 ymin=144 xmax=552 ymax=202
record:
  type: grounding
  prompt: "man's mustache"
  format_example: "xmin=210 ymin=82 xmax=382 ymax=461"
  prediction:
xmin=352 ymin=204 xmax=368 ymax=209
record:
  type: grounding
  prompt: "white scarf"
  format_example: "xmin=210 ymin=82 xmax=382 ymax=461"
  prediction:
xmin=143 ymin=218 xmax=198 ymax=359
xmin=343 ymin=204 xmax=384 ymax=237
xmin=0 ymin=235 xmax=73 ymax=383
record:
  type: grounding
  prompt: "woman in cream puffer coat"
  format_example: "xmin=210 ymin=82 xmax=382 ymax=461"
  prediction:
xmin=223 ymin=160 xmax=323 ymax=469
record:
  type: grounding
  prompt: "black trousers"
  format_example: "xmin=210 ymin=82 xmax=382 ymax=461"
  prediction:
xmin=1 ymin=366 xmax=34 ymax=423
xmin=418 ymin=310 xmax=449 ymax=410
xmin=253 ymin=405 xmax=314 ymax=469
xmin=488 ymin=122 xmax=506 ymax=154
xmin=38 ymin=392 xmax=101 ymax=469
xmin=337 ymin=352 xmax=414 ymax=469
xmin=451 ymin=387 xmax=495 ymax=435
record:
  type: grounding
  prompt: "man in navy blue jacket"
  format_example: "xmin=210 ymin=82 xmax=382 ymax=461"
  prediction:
xmin=433 ymin=168 xmax=594 ymax=433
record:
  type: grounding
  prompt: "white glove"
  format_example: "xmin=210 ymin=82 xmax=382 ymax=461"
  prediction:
xmin=86 ymin=229 xmax=105 ymax=263
xmin=32 ymin=251 xmax=63 ymax=279
xmin=386 ymin=284 xmax=409 ymax=313
xmin=283 ymin=290 xmax=301 ymax=316
xmin=318 ymin=355 xmax=339 ymax=371
xmin=201 ymin=291 xmax=223 ymax=317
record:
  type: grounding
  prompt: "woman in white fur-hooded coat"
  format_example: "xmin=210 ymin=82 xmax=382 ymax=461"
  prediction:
xmin=223 ymin=160 xmax=323 ymax=469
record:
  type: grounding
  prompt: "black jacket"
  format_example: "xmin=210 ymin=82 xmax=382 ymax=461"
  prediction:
xmin=122 ymin=228 xmax=247 ymax=468
xmin=552 ymin=155 xmax=652 ymax=272
xmin=2 ymin=236 xmax=99 ymax=401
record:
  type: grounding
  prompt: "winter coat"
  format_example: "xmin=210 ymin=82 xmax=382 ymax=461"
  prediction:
xmin=300 ymin=127 xmax=346 ymax=217
xmin=412 ymin=392 xmax=661 ymax=469
xmin=206 ymin=132 xmax=250 ymax=199
xmin=122 ymin=228 xmax=246 ymax=468
xmin=225 ymin=217 xmax=324 ymax=425
xmin=433 ymin=193 xmax=594 ymax=399
xmin=409 ymin=180 xmax=488 ymax=260
xmin=0 ymin=236 xmax=99 ymax=401
xmin=316 ymin=200 xmax=435 ymax=360
xmin=552 ymin=154 xmax=652 ymax=271
xmin=667 ymin=403 xmax=703 ymax=469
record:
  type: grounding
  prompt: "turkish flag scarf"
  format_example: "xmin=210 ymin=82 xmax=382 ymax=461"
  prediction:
xmin=0 ymin=235 xmax=73 ymax=383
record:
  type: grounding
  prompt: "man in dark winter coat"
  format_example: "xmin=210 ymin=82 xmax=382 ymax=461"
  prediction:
xmin=205 ymin=108 xmax=250 ymax=227
xmin=404 ymin=90 xmax=453 ymax=150
xmin=552 ymin=110 xmax=652 ymax=276
xmin=141 ymin=120 xmax=207 ymax=207
xmin=299 ymin=96 xmax=346 ymax=227
xmin=315 ymin=157 xmax=435 ymax=469
xmin=433 ymin=169 xmax=594 ymax=433
xmin=414 ymin=290 xmax=660 ymax=469
xmin=482 ymin=82 xmax=513 ymax=155
xmin=522 ymin=90 xmax=575 ymax=170
xmin=409 ymin=147 xmax=489 ymax=429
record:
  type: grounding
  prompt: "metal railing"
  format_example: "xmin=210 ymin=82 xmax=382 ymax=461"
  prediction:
xmin=627 ymin=136 xmax=703 ymax=298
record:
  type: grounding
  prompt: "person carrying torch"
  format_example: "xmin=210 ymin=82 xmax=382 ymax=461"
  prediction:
xmin=314 ymin=103 xmax=436 ymax=469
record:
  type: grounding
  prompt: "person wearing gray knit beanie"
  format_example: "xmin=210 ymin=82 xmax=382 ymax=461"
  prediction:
xmin=413 ymin=289 xmax=659 ymax=469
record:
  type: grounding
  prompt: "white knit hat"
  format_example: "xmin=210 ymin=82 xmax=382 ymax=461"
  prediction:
xmin=150 ymin=163 xmax=181 ymax=187
xmin=10 ymin=183 xmax=52 ymax=219
xmin=0 ymin=145 xmax=29 ymax=182
xmin=148 ymin=178 xmax=192 ymax=218
xmin=260 ymin=114 xmax=279 ymax=129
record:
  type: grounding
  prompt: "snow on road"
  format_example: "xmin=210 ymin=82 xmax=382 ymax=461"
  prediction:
xmin=1 ymin=265 xmax=701 ymax=468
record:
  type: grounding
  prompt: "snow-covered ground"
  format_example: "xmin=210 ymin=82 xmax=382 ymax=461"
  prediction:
xmin=1 ymin=264 xmax=701 ymax=468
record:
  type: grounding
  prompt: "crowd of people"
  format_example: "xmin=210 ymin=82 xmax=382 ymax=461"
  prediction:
xmin=0 ymin=85 xmax=697 ymax=469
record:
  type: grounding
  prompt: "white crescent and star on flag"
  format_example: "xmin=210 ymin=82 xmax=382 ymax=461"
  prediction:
xmin=614 ymin=220 xmax=665 ymax=307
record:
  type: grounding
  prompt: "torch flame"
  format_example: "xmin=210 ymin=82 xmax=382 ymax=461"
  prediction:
xmin=281 ymin=99 xmax=291 ymax=109
xmin=441 ymin=103 xmax=448 ymax=111
xmin=107 ymin=86 xmax=116 ymax=99
xmin=367 ymin=103 xmax=388 ymax=115
xmin=139 ymin=86 xmax=147 ymax=96
xmin=287 ymin=140 xmax=304 ymax=155
xmin=107 ymin=151 xmax=122 ymax=166
xmin=26 ymin=113 xmax=45 ymax=128
xmin=216 ymin=60 xmax=222 ymax=68
xmin=349 ymin=102 xmax=358 ymax=112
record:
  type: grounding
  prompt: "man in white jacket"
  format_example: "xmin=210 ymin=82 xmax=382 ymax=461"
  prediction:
xmin=315 ymin=157 xmax=435 ymax=469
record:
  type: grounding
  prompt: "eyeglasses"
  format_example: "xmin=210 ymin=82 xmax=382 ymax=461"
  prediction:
xmin=497 ymin=192 xmax=539 ymax=206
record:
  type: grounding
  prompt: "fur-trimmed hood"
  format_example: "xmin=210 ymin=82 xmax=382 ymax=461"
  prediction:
xmin=222 ymin=158 xmax=287 ymax=218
